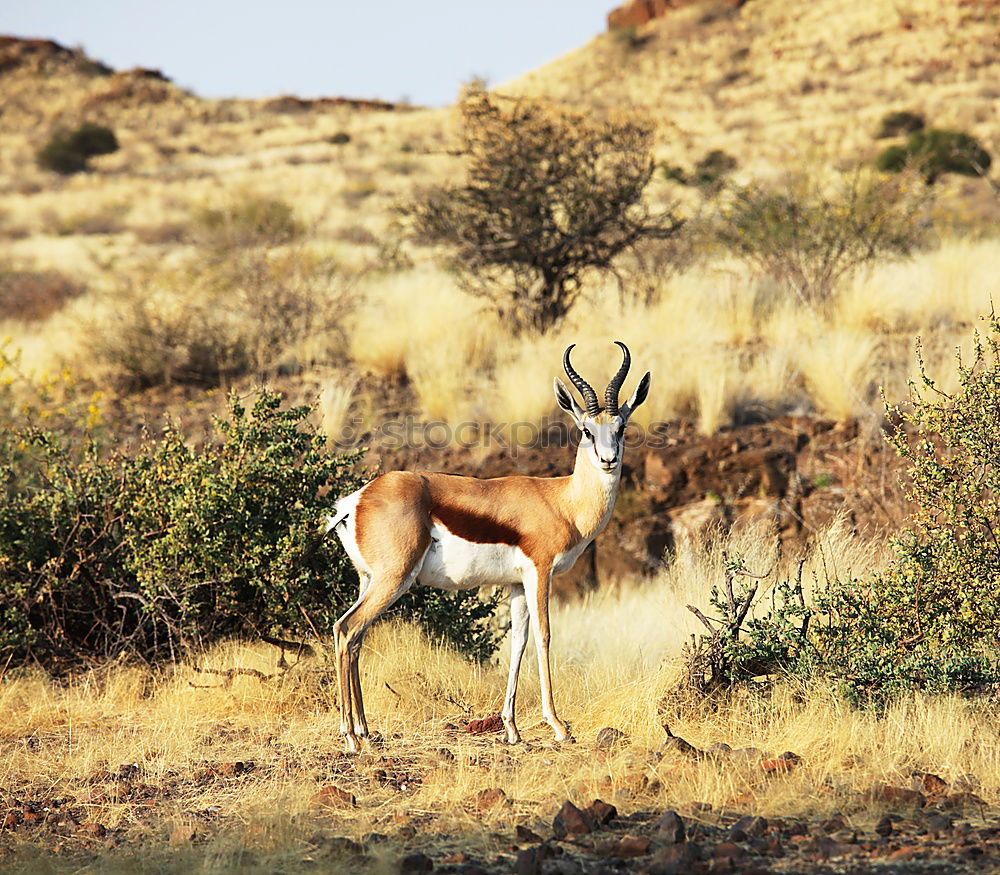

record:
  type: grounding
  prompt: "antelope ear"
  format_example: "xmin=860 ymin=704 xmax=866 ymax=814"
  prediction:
xmin=619 ymin=372 xmax=650 ymax=422
xmin=554 ymin=377 xmax=585 ymax=425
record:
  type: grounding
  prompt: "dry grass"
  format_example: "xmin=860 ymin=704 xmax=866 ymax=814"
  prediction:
xmin=2 ymin=524 xmax=993 ymax=870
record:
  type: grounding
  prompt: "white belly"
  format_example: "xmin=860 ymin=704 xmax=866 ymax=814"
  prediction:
xmin=417 ymin=522 xmax=526 ymax=591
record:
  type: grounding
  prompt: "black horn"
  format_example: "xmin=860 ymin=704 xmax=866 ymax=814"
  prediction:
xmin=563 ymin=344 xmax=600 ymax=416
xmin=604 ymin=341 xmax=631 ymax=416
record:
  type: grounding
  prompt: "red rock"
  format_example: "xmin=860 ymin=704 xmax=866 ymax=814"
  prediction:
xmin=312 ymin=785 xmax=356 ymax=808
xmin=912 ymin=772 xmax=948 ymax=796
xmin=399 ymin=852 xmax=433 ymax=873
xmin=611 ymin=835 xmax=651 ymax=857
xmin=654 ymin=809 xmax=686 ymax=843
xmin=473 ymin=788 xmax=507 ymax=811
xmin=466 ymin=715 xmax=504 ymax=734
xmin=552 ymin=800 xmax=596 ymax=838
xmin=714 ymin=841 xmax=747 ymax=861
xmin=2 ymin=811 xmax=22 ymax=829
xmin=78 ymin=822 xmax=107 ymax=838
xmin=440 ymin=851 xmax=468 ymax=864
xmin=515 ymin=824 xmax=543 ymax=843
xmin=586 ymin=799 xmax=618 ymax=825
xmin=595 ymin=727 xmax=628 ymax=750
xmin=649 ymin=842 xmax=701 ymax=873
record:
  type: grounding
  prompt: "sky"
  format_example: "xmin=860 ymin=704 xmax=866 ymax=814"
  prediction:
xmin=4 ymin=0 xmax=616 ymax=107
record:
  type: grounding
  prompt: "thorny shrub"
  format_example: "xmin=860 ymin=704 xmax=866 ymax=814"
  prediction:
xmin=683 ymin=317 xmax=1000 ymax=706
xmin=715 ymin=168 xmax=927 ymax=304
xmin=405 ymin=91 xmax=682 ymax=333
xmin=0 ymin=390 xmax=500 ymax=668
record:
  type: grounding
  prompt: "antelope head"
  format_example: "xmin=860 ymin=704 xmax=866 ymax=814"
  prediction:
xmin=554 ymin=341 xmax=651 ymax=474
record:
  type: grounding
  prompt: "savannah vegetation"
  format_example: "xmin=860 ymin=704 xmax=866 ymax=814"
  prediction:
xmin=2 ymin=0 xmax=1000 ymax=867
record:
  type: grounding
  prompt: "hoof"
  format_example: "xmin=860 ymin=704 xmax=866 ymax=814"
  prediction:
xmin=343 ymin=732 xmax=361 ymax=755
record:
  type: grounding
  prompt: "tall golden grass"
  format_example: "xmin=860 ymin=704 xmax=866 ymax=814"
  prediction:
xmin=3 ymin=523 xmax=995 ymax=868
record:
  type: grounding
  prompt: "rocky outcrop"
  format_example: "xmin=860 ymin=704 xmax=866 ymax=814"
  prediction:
xmin=606 ymin=0 xmax=747 ymax=31
xmin=367 ymin=415 xmax=909 ymax=600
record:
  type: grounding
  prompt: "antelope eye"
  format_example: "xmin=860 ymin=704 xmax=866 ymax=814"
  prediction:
xmin=582 ymin=428 xmax=593 ymax=441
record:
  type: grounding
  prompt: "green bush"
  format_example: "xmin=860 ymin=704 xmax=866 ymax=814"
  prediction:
xmin=875 ymin=110 xmax=925 ymax=139
xmin=0 ymin=391 xmax=500 ymax=668
xmin=36 ymin=122 xmax=119 ymax=175
xmin=693 ymin=149 xmax=737 ymax=187
xmin=876 ymin=128 xmax=991 ymax=183
xmin=193 ymin=195 xmax=303 ymax=250
xmin=683 ymin=319 xmax=1000 ymax=707
xmin=716 ymin=169 xmax=927 ymax=303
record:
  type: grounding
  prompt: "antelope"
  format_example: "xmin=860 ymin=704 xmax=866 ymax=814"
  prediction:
xmin=325 ymin=342 xmax=650 ymax=753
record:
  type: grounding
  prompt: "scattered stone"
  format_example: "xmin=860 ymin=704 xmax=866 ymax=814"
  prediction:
xmin=400 ymin=851 xmax=434 ymax=873
xmin=552 ymin=801 xmax=596 ymax=839
xmin=2 ymin=811 xmax=22 ymax=830
xmin=657 ymin=725 xmax=699 ymax=758
xmin=714 ymin=841 xmax=747 ymax=862
xmin=217 ymin=760 xmax=255 ymax=778
xmin=594 ymin=727 xmax=628 ymax=750
xmin=653 ymin=809 xmax=686 ymax=844
xmin=806 ymin=835 xmax=859 ymax=859
xmin=925 ymin=812 xmax=954 ymax=836
xmin=78 ymin=822 xmax=107 ymax=839
xmin=586 ymin=799 xmax=617 ymax=826
xmin=778 ymin=750 xmax=803 ymax=764
xmin=473 ymin=788 xmax=507 ymax=812
xmin=648 ymin=842 xmax=701 ymax=874
xmin=312 ymin=784 xmax=356 ymax=808
xmin=818 ymin=814 xmax=847 ymax=833
xmin=515 ymin=843 xmax=555 ymax=875
xmin=709 ymin=742 xmax=733 ymax=755
xmin=440 ymin=851 xmax=468 ymax=864
xmin=466 ymin=715 xmax=503 ymax=734
xmin=875 ymin=815 xmax=894 ymax=837
xmin=759 ymin=757 xmax=795 ymax=774
xmin=728 ymin=815 xmax=767 ymax=841
xmin=912 ymin=771 xmax=948 ymax=796
xmin=516 ymin=824 xmax=543 ymax=843
xmin=597 ymin=834 xmax=650 ymax=858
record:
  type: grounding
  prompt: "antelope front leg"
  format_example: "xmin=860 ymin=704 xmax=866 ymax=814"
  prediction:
xmin=525 ymin=563 xmax=572 ymax=743
xmin=502 ymin=583 xmax=530 ymax=744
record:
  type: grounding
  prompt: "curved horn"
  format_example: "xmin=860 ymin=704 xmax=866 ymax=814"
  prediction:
xmin=563 ymin=344 xmax=600 ymax=416
xmin=604 ymin=341 xmax=631 ymax=416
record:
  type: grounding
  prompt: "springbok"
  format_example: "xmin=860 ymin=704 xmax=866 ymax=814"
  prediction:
xmin=325 ymin=341 xmax=650 ymax=753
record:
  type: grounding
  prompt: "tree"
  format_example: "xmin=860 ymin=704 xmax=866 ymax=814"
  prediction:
xmin=407 ymin=92 xmax=682 ymax=333
xmin=716 ymin=168 xmax=926 ymax=304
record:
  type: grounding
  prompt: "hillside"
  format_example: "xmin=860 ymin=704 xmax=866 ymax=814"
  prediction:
xmin=0 ymin=6 xmax=998 ymax=573
xmin=510 ymin=0 xmax=999 ymax=196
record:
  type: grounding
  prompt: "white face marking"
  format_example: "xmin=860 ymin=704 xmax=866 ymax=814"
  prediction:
xmin=579 ymin=415 xmax=625 ymax=474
